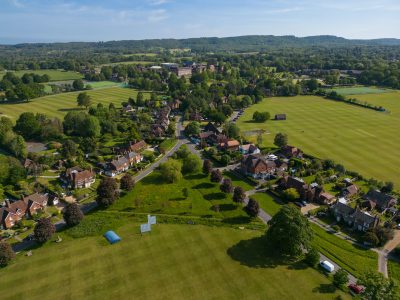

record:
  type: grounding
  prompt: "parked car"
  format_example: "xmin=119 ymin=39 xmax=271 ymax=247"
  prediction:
xmin=348 ymin=284 xmax=364 ymax=294
xmin=320 ymin=260 xmax=335 ymax=273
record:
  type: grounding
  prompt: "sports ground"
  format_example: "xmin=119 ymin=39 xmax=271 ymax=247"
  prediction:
xmin=0 ymin=87 xmax=148 ymax=120
xmin=0 ymin=223 xmax=349 ymax=300
xmin=237 ymin=92 xmax=400 ymax=186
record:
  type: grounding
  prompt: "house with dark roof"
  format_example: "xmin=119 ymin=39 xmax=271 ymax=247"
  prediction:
xmin=105 ymin=156 xmax=130 ymax=177
xmin=241 ymin=154 xmax=287 ymax=179
xmin=208 ymin=133 xmax=228 ymax=145
xmin=204 ymin=122 xmax=221 ymax=134
xmin=279 ymin=176 xmax=322 ymax=202
xmin=63 ymin=167 xmax=96 ymax=189
xmin=280 ymin=145 xmax=303 ymax=158
xmin=239 ymin=144 xmax=260 ymax=155
xmin=364 ymin=190 xmax=397 ymax=212
xmin=342 ymin=184 xmax=359 ymax=198
xmin=331 ymin=202 xmax=379 ymax=231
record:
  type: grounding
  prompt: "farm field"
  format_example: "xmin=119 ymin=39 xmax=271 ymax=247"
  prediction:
xmin=0 ymin=69 xmax=83 ymax=81
xmin=329 ymin=86 xmax=393 ymax=95
xmin=237 ymin=94 xmax=400 ymax=186
xmin=0 ymin=87 xmax=149 ymax=120
xmin=0 ymin=223 xmax=349 ymax=300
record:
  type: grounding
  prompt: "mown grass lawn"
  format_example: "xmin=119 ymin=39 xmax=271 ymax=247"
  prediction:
xmin=0 ymin=87 xmax=150 ymax=120
xmin=111 ymin=171 xmax=260 ymax=227
xmin=251 ymin=192 xmax=283 ymax=216
xmin=0 ymin=223 xmax=350 ymax=300
xmin=311 ymin=223 xmax=378 ymax=278
xmin=329 ymin=86 xmax=392 ymax=95
xmin=0 ymin=69 xmax=83 ymax=81
xmin=388 ymin=259 xmax=400 ymax=282
xmin=237 ymin=94 xmax=400 ymax=187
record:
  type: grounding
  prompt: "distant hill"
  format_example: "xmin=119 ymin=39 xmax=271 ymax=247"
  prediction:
xmin=1 ymin=35 xmax=400 ymax=54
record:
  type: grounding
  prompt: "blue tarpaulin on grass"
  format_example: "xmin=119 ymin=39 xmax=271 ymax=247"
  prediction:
xmin=104 ymin=230 xmax=121 ymax=244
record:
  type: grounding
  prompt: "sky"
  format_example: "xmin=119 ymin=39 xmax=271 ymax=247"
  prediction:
xmin=0 ymin=0 xmax=399 ymax=44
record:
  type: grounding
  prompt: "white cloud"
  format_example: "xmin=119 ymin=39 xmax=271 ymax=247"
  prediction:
xmin=8 ymin=0 xmax=25 ymax=7
xmin=149 ymin=0 xmax=169 ymax=5
xmin=148 ymin=9 xmax=168 ymax=22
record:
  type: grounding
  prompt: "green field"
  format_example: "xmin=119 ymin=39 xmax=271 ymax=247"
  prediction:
xmin=237 ymin=93 xmax=400 ymax=186
xmin=388 ymin=260 xmax=400 ymax=282
xmin=0 ymin=87 xmax=149 ymax=120
xmin=251 ymin=192 xmax=283 ymax=216
xmin=0 ymin=69 xmax=83 ymax=81
xmin=85 ymin=81 xmax=121 ymax=89
xmin=311 ymin=224 xmax=378 ymax=278
xmin=0 ymin=223 xmax=349 ymax=300
xmin=330 ymin=86 xmax=392 ymax=95
xmin=111 ymin=172 xmax=260 ymax=226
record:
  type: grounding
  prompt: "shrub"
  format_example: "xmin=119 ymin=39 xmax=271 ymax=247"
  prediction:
xmin=0 ymin=241 xmax=15 ymax=267
xmin=34 ymin=218 xmax=56 ymax=243
xmin=220 ymin=178 xmax=233 ymax=194
xmin=233 ymin=186 xmax=246 ymax=203
xmin=333 ymin=269 xmax=348 ymax=288
xmin=210 ymin=169 xmax=222 ymax=183
xmin=245 ymin=198 xmax=259 ymax=218
xmin=63 ymin=203 xmax=84 ymax=227
xmin=120 ymin=173 xmax=135 ymax=191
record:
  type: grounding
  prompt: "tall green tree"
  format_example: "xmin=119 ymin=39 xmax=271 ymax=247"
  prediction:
xmin=274 ymin=133 xmax=288 ymax=148
xmin=77 ymin=92 xmax=92 ymax=109
xmin=265 ymin=205 xmax=313 ymax=258
xmin=357 ymin=271 xmax=397 ymax=300
xmin=159 ymin=159 xmax=182 ymax=183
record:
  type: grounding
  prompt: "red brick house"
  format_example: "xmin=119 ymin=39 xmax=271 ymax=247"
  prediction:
xmin=241 ymin=154 xmax=287 ymax=179
xmin=23 ymin=193 xmax=48 ymax=217
xmin=129 ymin=140 xmax=147 ymax=152
xmin=63 ymin=167 xmax=96 ymax=189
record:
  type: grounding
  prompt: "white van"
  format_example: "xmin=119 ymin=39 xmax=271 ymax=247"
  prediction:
xmin=320 ymin=260 xmax=335 ymax=273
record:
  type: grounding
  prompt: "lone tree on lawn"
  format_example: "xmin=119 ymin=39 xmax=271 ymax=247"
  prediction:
xmin=34 ymin=218 xmax=56 ymax=243
xmin=245 ymin=198 xmax=260 ymax=217
xmin=96 ymin=177 xmax=119 ymax=207
xmin=159 ymin=159 xmax=182 ymax=183
xmin=0 ymin=241 xmax=15 ymax=267
xmin=265 ymin=204 xmax=313 ymax=259
xmin=203 ymin=159 xmax=212 ymax=175
xmin=210 ymin=169 xmax=222 ymax=183
xmin=120 ymin=173 xmax=135 ymax=191
xmin=220 ymin=178 xmax=233 ymax=194
xmin=233 ymin=186 xmax=246 ymax=203
xmin=63 ymin=203 xmax=84 ymax=227
xmin=333 ymin=269 xmax=348 ymax=288
xmin=357 ymin=271 xmax=397 ymax=300
xmin=77 ymin=92 xmax=92 ymax=109
xmin=182 ymin=154 xmax=202 ymax=174
xmin=274 ymin=133 xmax=288 ymax=148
